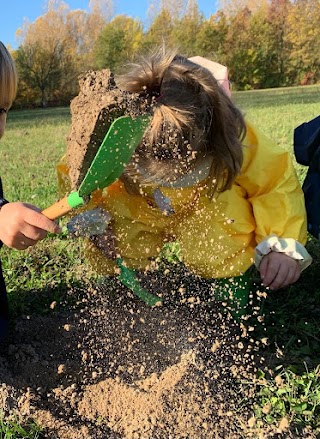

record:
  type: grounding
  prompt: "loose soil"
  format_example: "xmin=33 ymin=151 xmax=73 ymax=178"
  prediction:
xmin=1 ymin=277 xmax=263 ymax=439
xmin=0 ymin=70 xmax=313 ymax=439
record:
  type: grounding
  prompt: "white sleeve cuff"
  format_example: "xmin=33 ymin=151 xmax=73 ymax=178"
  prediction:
xmin=255 ymin=235 xmax=312 ymax=271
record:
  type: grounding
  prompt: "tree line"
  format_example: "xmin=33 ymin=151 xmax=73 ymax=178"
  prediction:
xmin=10 ymin=0 xmax=320 ymax=108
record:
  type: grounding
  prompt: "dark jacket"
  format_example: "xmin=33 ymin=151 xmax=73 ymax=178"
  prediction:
xmin=0 ymin=177 xmax=9 ymax=338
xmin=294 ymin=115 xmax=320 ymax=239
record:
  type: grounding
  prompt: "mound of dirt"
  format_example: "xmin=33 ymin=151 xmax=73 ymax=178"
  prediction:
xmin=0 ymin=276 xmax=263 ymax=439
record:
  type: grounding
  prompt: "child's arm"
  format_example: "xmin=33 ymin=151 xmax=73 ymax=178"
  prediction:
xmin=0 ymin=202 xmax=61 ymax=250
xmin=239 ymin=121 xmax=312 ymax=287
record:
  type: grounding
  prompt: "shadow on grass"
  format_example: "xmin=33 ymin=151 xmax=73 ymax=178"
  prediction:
xmin=2 ymin=277 xmax=122 ymax=439
xmin=258 ymin=237 xmax=320 ymax=372
xmin=7 ymin=279 xmax=85 ymax=323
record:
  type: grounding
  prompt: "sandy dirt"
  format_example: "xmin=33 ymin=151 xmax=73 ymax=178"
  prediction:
xmin=1 ymin=277 xmax=264 ymax=439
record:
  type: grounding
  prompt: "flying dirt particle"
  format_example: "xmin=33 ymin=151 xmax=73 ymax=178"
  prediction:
xmin=275 ymin=375 xmax=284 ymax=387
xmin=50 ymin=301 xmax=57 ymax=309
xmin=57 ymin=364 xmax=66 ymax=374
xmin=210 ymin=340 xmax=220 ymax=353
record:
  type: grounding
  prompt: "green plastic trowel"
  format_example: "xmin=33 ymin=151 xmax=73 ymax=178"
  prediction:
xmin=66 ymin=208 xmax=161 ymax=306
xmin=42 ymin=115 xmax=150 ymax=219
xmin=43 ymin=114 xmax=161 ymax=306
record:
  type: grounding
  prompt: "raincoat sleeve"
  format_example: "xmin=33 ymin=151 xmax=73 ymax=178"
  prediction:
xmin=237 ymin=121 xmax=312 ymax=270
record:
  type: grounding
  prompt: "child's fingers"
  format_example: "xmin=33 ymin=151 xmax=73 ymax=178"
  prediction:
xmin=262 ymin=256 xmax=301 ymax=290
xmin=259 ymin=256 xmax=268 ymax=279
xmin=269 ymin=269 xmax=298 ymax=290
xmin=268 ymin=264 xmax=289 ymax=290
xmin=259 ymin=255 xmax=279 ymax=287
xmin=279 ymin=262 xmax=300 ymax=288
xmin=1 ymin=231 xmax=37 ymax=250
xmin=23 ymin=206 xmax=61 ymax=234
xmin=1 ymin=202 xmax=61 ymax=235
xmin=17 ymin=223 xmax=48 ymax=242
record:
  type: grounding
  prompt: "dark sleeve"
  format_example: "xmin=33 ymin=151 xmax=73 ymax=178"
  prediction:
xmin=0 ymin=177 xmax=7 ymax=326
xmin=294 ymin=115 xmax=320 ymax=167
xmin=0 ymin=178 xmax=3 ymax=249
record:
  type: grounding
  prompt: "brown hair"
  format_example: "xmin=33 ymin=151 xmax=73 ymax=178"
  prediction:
xmin=0 ymin=42 xmax=18 ymax=109
xmin=118 ymin=47 xmax=246 ymax=196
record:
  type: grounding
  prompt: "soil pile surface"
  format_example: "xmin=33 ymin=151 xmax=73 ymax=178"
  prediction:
xmin=1 ymin=278 xmax=262 ymax=439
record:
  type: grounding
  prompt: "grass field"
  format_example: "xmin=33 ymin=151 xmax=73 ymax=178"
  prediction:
xmin=1 ymin=85 xmax=320 ymax=437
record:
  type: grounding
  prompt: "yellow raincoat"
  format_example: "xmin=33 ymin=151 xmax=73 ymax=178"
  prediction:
xmin=57 ymin=121 xmax=309 ymax=279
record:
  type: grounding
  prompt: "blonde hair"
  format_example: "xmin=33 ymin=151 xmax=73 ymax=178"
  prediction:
xmin=0 ymin=42 xmax=18 ymax=109
xmin=118 ymin=48 xmax=246 ymax=196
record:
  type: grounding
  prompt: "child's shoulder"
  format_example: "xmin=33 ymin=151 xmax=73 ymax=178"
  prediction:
xmin=240 ymin=118 xmax=292 ymax=173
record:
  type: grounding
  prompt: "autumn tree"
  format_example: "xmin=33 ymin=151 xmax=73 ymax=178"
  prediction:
xmin=219 ymin=0 xmax=268 ymax=16
xmin=216 ymin=0 xmax=300 ymax=89
xmin=147 ymin=0 xmax=188 ymax=22
xmin=15 ymin=1 xmax=76 ymax=105
xmin=286 ymin=0 xmax=320 ymax=85
xmin=16 ymin=42 xmax=71 ymax=107
xmin=94 ymin=15 xmax=143 ymax=71
xmin=171 ymin=0 xmax=204 ymax=55
xmin=266 ymin=0 xmax=292 ymax=87
xmin=195 ymin=11 xmax=228 ymax=61
xmin=142 ymin=8 xmax=175 ymax=52
xmin=222 ymin=7 xmax=253 ymax=89
xmin=15 ymin=0 xmax=112 ymax=105
xmin=71 ymin=0 xmax=113 ymax=69
xmin=245 ymin=7 xmax=275 ymax=88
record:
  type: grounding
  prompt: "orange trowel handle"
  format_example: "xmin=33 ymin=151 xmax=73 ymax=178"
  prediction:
xmin=42 ymin=192 xmax=84 ymax=220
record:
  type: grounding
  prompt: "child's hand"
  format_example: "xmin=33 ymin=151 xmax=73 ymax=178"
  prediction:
xmin=259 ymin=252 xmax=301 ymax=290
xmin=0 ymin=202 xmax=61 ymax=250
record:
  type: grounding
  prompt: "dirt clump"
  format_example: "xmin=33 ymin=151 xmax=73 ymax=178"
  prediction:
xmin=66 ymin=69 xmax=150 ymax=190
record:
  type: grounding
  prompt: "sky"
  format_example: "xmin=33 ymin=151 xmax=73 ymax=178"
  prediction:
xmin=2 ymin=0 xmax=218 ymax=49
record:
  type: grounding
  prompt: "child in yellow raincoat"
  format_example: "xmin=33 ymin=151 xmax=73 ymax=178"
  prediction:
xmin=58 ymin=48 xmax=312 ymax=317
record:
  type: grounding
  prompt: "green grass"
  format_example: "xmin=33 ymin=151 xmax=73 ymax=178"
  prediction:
xmin=0 ymin=416 xmax=43 ymax=438
xmin=2 ymin=107 xmax=70 ymax=203
xmin=234 ymin=85 xmax=320 ymax=436
xmin=1 ymin=85 xmax=320 ymax=437
xmin=233 ymin=84 xmax=320 ymax=179
xmin=254 ymin=366 xmax=320 ymax=432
